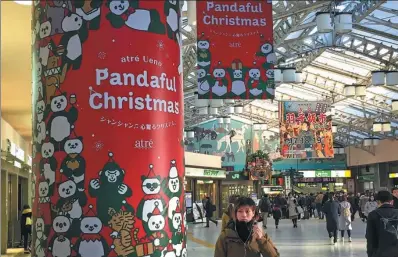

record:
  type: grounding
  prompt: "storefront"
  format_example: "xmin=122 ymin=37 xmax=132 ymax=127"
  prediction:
xmin=389 ymin=173 xmax=398 ymax=188
xmin=295 ymin=170 xmax=352 ymax=192
xmin=220 ymin=171 xmax=253 ymax=212
xmin=185 ymin=166 xmax=226 ymax=219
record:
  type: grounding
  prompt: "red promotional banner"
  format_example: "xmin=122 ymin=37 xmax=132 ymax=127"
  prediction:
xmin=196 ymin=0 xmax=275 ymax=100
xmin=31 ymin=1 xmax=185 ymax=257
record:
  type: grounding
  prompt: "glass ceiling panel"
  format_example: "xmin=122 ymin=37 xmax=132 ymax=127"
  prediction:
xmin=251 ymin=100 xmax=278 ymax=111
xmin=285 ymin=29 xmax=304 ymax=40
xmin=350 ymin=131 xmax=367 ymax=139
xmin=276 ymin=87 xmax=319 ymax=101
xmin=314 ymin=56 xmax=371 ymax=77
xmin=334 ymin=105 xmax=366 ymax=118
xmin=383 ymin=1 xmax=398 ymax=10
xmin=304 ymin=66 xmax=357 ymax=85
xmin=367 ymin=86 xmax=398 ymax=99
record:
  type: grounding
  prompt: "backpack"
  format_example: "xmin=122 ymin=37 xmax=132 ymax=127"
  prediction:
xmin=376 ymin=211 xmax=398 ymax=241
xmin=260 ymin=198 xmax=270 ymax=212
xmin=25 ymin=217 xmax=32 ymax=226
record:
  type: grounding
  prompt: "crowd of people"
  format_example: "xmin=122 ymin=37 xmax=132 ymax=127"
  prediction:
xmin=214 ymin=188 xmax=398 ymax=257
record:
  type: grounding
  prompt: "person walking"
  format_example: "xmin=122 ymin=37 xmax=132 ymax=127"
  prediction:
xmin=214 ymin=197 xmax=279 ymax=257
xmin=20 ymin=204 xmax=32 ymax=254
xmin=272 ymin=202 xmax=282 ymax=229
xmin=315 ymin=192 xmax=324 ymax=219
xmin=221 ymin=195 xmax=238 ymax=231
xmin=205 ymin=196 xmax=218 ymax=227
xmin=360 ymin=193 xmax=370 ymax=222
xmin=323 ymin=193 xmax=340 ymax=245
xmin=364 ymin=195 xmax=378 ymax=220
xmin=366 ymin=190 xmax=398 ymax=257
xmin=339 ymin=195 xmax=353 ymax=242
xmin=392 ymin=188 xmax=398 ymax=209
xmin=288 ymin=193 xmax=299 ymax=228
xmin=259 ymin=194 xmax=271 ymax=229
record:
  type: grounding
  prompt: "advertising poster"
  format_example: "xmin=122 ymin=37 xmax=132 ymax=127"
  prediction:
xmin=31 ymin=2 xmax=185 ymax=257
xmin=196 ymin=0 xmax=275 ymax=99
xmin=279 ymin=101 xmax=334 ymax=159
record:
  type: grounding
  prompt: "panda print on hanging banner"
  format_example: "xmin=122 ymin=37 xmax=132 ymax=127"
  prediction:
xmin=35 ymin=99 xmax=47 ymax=147
xmin=106 ymin=0 xmax=166 ymax=34
xmin=39 ymin=142 xmax=57 ymax=195
xmin=169 ymin=203 xmax=183 ymax=257
xmin=34 ymin=217 xmax=50 ymax=257
xmin=163 ymin=160 xmax=183 ymax=220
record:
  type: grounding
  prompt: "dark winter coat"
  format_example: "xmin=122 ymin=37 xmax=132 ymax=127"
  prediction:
xmin=259 ymin=197 xmax=271 ymax=212
xmin=20 ymin=208 xmax=32 ymax=235
xmin=323 ymin=200 xmax=340 ymax=232
xmin=366 ymin=204 xmax=398 ymax=257
xmin=214 ymin=221 xmax=279 ymax=257
xmin=393 ymin=196 xmax=398 ymax=209
xmin=205 ymin=199 xmax=215 ymax=218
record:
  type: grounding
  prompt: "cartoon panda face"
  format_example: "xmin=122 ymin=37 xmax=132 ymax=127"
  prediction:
xmin=197 ymin=69 xmax=206 ymax=79
xmin=261 ymin=43 xmax=273 ymax=55
xmin=64 ymin=138 xmax=84 ymax=155
xmin=266 ymin=53 xmax=277 ymax=64
xmin=172 ymin=212 xmax=182 ymax=230
xmin=62 ymin=13 xmax=83 ymax=33
xmin=41 ymin=142 xmax=55 ymax=158
xmin=249 ymin=68 xmax=261 ymax=79
xmin=80 ymin=217 xmax=102 ymax=234
xmin=53 ymin=215 xmax=71 ymax=233
xmin=39 ymin=20 xmax=52 ymax=39
xmin=50 ymin=94 xmax=68 ymax=112
xmin=58 ymin=180 xmax=77 ymax=198
xmin=213 ymin=68 xmax=226 ymax=78
xmin=142 ymin=177 xmax=161 ymax=194
xmin=233 ymin=70 xmax=243 ymax=79
xmin=109 ymin=0 xmax=130 ymax=15
xmin=266 ymin=69 xmax=274 ymax=79
xmin=36 ymin=217 xmax=45 ymax=232
xmin=36 ymin=100 xmax=45 ymax=114
xmin=197 ymin=40 xmax=210 ymax=50
xmin=148 ymin=214 xmax=165 ymax=231
xmin=38 ymin=181 xmax=49 ymax=197
xmin=168 ymin=177 xmax=180 ymax=193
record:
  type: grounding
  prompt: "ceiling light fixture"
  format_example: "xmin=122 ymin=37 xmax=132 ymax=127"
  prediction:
xmin=14 ymin=1 xmax=32 ymax=5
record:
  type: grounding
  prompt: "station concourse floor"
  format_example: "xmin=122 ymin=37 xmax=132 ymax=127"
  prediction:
xmin=3 ymin=218 xmax=368 ymax=257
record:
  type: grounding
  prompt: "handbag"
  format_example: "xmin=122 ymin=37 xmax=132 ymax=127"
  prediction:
xmin=296 ymin=206 xmax=304 ymax=214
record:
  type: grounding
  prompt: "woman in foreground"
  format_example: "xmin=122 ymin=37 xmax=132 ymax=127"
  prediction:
xmin=214 ymin=197 xmax=280 ymax=257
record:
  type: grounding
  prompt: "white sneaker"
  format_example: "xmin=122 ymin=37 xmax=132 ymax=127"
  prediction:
xmin=341 ymin=237 xmax=345 ymax=242
xmin=330 ymin=238 xmax=335 ymax=245
xmin=348 ymin=237 xmax=352 ymax=242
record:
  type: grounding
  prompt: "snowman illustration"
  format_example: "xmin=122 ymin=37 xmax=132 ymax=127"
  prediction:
xmin=211 ymin=61 xmax=228 ymax=97
xmin=197 ymin=68 xmax=211 ymax=95
xmin=247 ymin=62 xmax=266 ymax=97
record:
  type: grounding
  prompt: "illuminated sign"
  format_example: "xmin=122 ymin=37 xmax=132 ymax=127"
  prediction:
xmin=389 ymin=173 xmax=398 ymax=178
xmin=300 ymin=170 xmax=351 ymax=178
xmin=185 ymin=167 xmax=226 ymax=178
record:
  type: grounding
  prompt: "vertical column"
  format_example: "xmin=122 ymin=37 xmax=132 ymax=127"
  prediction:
xmin=10 ymin=175 xmax=19 ymax=246
xmin=1 ymin=170 xmax=8 ymax=254
xmin=31 ymin=2 xmax=185 ymax=257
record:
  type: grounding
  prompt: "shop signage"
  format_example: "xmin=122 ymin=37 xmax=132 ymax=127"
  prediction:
xmin=358 ymin=175 xmax=375 ymax=181
xmin=196 ymin=0 xmax=275 ymax=100
xmin=226 ymin=171 xmax=249 ymax=180
xmin=389 ymin=173 xmax=398 ymax=178
xmin=331 ymin=170 xmax=351 ymax=178
xmin=294 ymin=177 xmax=336 ymax=183
xmin=315 ymin=170 xmax=331 ymax=178
xmin=185 ymin=167 xmax=226 ymax=178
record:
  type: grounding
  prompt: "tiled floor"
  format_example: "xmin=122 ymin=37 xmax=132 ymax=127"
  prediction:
xmin=2 ymin=218 xmax=368 ymax=257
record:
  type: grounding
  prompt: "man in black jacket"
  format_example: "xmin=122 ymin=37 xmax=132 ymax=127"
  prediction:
xmin=366 ymin=190 xmax=398 ymax=257
xmin=393 ymin=188 xmax=398 ymax=209
xmin=259 ymin=194 xmax=271 ymax=228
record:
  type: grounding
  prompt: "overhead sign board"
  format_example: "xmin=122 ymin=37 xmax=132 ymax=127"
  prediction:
xmin=185 ymin=167 xmax=226 ymax=179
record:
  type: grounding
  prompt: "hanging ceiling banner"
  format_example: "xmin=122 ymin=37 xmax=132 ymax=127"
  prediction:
xmin=279 ymin=101 xmax=334 ymax=159
xmin=196 ymin=0 xmax=275 ymax=100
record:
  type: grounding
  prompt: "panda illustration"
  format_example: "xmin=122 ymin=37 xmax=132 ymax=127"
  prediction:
xmin=39 ymin=142 xmax=57 ymax=195
xmin=74 ymin=208 xmax=109 ymax=257
xmin=197 ymin=35 xmax=211 ymax=70
xmin=47 ymin=93 xmax=78 ymax=152
xmin=144 ymin=205 xmax=169 ymax=257
xmin=247 ymin=67 xmax=265 ymax=97
xmin=38 ymin=180 xmax=50 ymax=204
xmin=56 ymin=179 xmax=87 ymax=236
xmin=48 ymin=215 xmax=72 ymax=257
xmin=169 ymin=204 xmax=183 ymax=257
xmin=211 ymin=66 xmax=228 ymax=97
xmin=197 ymin=68 xmax=211 ymax=96
xmin=164 ymin=0 xmax=180 ymax=41
xmin=60 ymin=136 xmax=86 ymax=191
xmin=137 ymin=164 xmax=166 ymax=223
xmin=228 ymin=61 xmax=247 ymax=97
xmin=59 ymin=12 xmax=89 ymax=70
xmin=75 ymin=0 xmax=103 ymax=30
xmin=265 ymin=69 xmax=275 ymax=97
xmin=35 ymin=99 xmax=46 ymax=145
xmin=34 ymin=218 xmax=49 ymax=257
xmin=163 ymin=160 xmax=182 ymax=219
xmin=38 ymin=19 xmax=52 ymax=67
xmin=106 ymin=0 xmax=165 ymax=34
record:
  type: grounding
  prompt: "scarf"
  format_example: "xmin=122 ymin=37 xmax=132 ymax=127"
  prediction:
xmin=81 ymin=234 xmax=102 ymax=241
xmin=235 ymin=220 xmax=254 ymax=243
xmin=250 ymin=79 xmax=259 ymax=89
